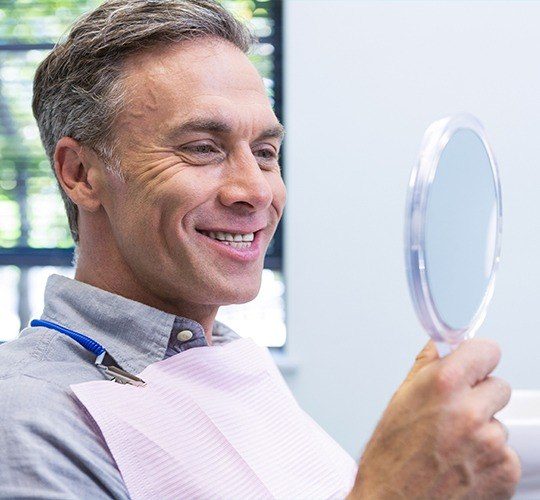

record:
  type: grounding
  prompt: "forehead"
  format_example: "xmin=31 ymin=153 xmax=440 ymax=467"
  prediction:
xmin=120 ymin=38 xmax=277 ymax=136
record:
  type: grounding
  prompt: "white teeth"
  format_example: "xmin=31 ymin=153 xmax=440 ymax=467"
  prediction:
xmin=200 ymin=230 xmax=256 ymax=246
xmin=222 ymin=241 xmax=251 ymax=249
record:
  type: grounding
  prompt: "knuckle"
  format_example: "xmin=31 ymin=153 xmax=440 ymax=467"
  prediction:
xmin=470 ymin=338 xmax=502 ymax=363
xmin=503 ymin=447 xmax=522 ymax=485
xmin=460 ymin=406 xmax=483 ymax=432
xmin=433 ymin=365 xmax=464 ymax=393
xmin=480 ymin=427 xmax=506 ymax=455
xmin=498 ymin=379 xmax=512 ymax=401
xmin=499 ymin=376 xmax=511 ymax=391
xmin=492 ymin=448 xmax=522 ymax=497
xmin=474 ymin=444 xmax=520 ymax=498
xmin=493 ymin=418 xmax=509 ymax=443
xmin=490 ymin=376 xmax=511 ymax=398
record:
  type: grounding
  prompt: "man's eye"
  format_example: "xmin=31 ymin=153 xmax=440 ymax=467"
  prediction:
xmin=185 ymin=144 xmax=218 ymax=155
xmin=256 ymin=149 xmax=278 ymax=160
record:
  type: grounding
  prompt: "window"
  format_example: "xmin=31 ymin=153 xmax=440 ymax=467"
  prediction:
xmin=0 ymin=0 xmax=285 ymax=347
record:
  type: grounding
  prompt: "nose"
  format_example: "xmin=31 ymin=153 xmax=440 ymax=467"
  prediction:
xmin=218 ymin=149 xmax=273 ymax=212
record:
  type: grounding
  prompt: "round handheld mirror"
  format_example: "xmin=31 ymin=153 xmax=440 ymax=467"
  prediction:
xmin=405 ymin=114 xmax=502 ymax=356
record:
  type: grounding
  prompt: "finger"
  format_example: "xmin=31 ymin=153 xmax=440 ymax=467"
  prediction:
xmin=470 ymin=376 xmax=512 ymax=419
xmin=405 ymin=340 xmax=439 ymax=382
xmin=442 ymin=338 xmax=501 ymax=387
xmin=475 ymin=445 xmax=521 ymax=498
xmin=503 ymin=445 xmax=522 ymax=486
xmin=474 ymin=419 xmax=509 ymax=469
xmin=487 ymin=446 xmax=522 ymax=498
xmin=493 ymin=417 xmax=509 ymax=442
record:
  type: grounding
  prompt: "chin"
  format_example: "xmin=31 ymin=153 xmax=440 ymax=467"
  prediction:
xmin=214 ymin=280 xmax=261 ymax=306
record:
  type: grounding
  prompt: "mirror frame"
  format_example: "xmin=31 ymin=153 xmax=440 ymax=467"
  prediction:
xmin=404 ymin=113 xmax=503 ymax=353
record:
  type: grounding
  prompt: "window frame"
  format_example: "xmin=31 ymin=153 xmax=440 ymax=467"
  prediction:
xmin=0 ymin=0 xmax=286 ymax=349
xmin=0 ymin=0 xmax=284 ymax=270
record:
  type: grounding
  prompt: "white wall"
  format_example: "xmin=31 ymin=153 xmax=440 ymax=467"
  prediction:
xmin=282 ymin=0 xmax=540 ymax=459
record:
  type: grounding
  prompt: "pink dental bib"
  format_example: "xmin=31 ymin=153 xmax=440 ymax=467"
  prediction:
xmin=71 ymin=337 xmax=357 ymax=499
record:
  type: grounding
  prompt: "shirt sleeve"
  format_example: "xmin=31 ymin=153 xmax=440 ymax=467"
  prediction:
xmin=0 ymin=374 xmax=130 ymax=499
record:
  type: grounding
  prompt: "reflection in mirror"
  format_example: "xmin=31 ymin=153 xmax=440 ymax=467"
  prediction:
xmin=424 ymin=129 xmax=498 ymax=330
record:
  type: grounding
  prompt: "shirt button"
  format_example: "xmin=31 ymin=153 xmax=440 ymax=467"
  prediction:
xmin=177 ymin=329 xmax=194 ymax=342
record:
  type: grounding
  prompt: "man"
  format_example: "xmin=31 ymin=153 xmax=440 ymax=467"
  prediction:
xmin=0 ymin=0 xmax=520 ymax=498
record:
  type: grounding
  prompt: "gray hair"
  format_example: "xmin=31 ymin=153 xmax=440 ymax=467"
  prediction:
xmin=32 ymin=0 xmax=257 ymax=245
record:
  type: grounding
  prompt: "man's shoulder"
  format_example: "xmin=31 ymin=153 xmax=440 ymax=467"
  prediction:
xmin=0 ymin=333 xmax=130 ymax=498
xmin=0 ymin=326 xmax=103 ymax=386
xmin=0 ymin=331 xmax=98 ymax=428
xmin=0 ymin=328 xmax=47 ymax=375
xmin=0 ymin=328 xmax=107 ymax=432
xmin=0 ymin=371 xmax=78 ymax=425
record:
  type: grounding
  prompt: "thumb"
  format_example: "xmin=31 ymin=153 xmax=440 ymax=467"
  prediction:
xmin=405 ymin=340 xmax=439 ymax=382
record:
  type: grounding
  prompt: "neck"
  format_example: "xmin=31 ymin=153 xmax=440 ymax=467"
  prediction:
xmin=74 ymin=220 xmax=219 ymax=344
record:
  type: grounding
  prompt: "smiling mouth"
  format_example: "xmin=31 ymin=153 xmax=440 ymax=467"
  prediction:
xmin=196 ymin=229 xmax=256 ymax=249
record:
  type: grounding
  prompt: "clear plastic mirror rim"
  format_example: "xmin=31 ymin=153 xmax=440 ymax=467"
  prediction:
xmin=404 ymin=113 xmax=503 ymax=355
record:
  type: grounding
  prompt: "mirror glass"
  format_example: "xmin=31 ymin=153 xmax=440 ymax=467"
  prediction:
xmin=405 ymin=114 xmax=502 ymax=353
xmin=424 ymin=129 xmax=498 ymax=329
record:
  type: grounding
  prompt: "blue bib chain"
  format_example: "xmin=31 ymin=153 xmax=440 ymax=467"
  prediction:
xmin=30 ymin=319 xmax=146 ymax=386
xmin=31 ymin=319 xmax=106 ymax=363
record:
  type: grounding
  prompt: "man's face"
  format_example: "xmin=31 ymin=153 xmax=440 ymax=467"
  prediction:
xmin=99 ymin=38 xmax=286 ymax=307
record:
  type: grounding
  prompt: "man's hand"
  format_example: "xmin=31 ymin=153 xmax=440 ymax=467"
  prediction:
xmin=347 ymin=339 xmax=521 ymax=499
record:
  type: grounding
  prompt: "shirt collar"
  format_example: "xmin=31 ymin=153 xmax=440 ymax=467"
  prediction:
xmin=39 ymin=274 xmax=238 ymax=374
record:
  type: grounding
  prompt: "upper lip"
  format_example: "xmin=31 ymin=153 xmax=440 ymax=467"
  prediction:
xmin=196 ymin=226 xmax=265 ymax=234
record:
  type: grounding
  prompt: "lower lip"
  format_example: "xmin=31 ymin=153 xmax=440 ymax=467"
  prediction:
xmin=195 ymin=230 xmax=262 ymax=262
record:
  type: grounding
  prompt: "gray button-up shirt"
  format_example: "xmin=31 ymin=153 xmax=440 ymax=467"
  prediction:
xmin=0 ymin=274 xmax=240 ymax=499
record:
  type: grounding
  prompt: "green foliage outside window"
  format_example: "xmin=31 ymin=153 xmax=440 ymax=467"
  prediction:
xmin=0 ymin=0 xmax=276 ymax=249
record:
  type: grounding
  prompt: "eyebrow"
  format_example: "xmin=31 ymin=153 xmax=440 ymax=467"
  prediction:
xmin=166 ymin=118 xmax=286 ymax=143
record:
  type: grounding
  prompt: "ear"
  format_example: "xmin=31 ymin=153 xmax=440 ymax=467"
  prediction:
xmin=54 ymin=137 xmax=102 ymax=213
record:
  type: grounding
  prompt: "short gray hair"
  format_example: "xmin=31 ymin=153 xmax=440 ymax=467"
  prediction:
xmin=32 ymin=0 xmax=257 ymax=244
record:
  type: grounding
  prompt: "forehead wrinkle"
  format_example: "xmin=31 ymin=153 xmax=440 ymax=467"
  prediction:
xmin=128 ymin=85 xmax=161 ymax=119
xmin=117 ymin=68 xmax=181 ymax=138
xmin=117 ymin=41 xmax=274 ymax=144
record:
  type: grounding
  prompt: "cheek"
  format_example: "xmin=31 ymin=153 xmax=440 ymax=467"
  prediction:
xmin=158 ymin=177 xmax=216 ymax=239
xmin=105 ymin=181 xmax=173 ymax=252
